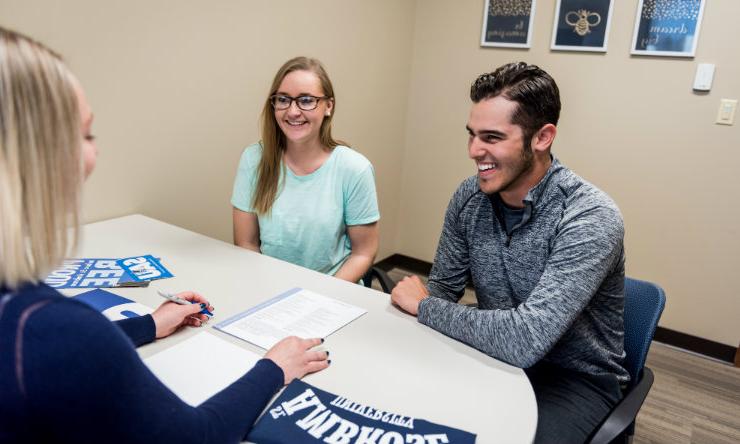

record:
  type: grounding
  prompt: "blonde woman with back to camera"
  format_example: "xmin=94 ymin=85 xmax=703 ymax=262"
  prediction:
xmin=0 ymin=28 xmax=328 ymax=443
xmin=232 ymin=57 xmax=380 ymax=283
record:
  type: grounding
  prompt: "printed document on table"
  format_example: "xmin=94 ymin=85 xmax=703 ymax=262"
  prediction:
xmin=214 ymin=287 xmax=366 ymax=349
xmin=144 ymin=331 xmax=261 ymax=406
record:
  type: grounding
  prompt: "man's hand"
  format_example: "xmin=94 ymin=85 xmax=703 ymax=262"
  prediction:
xmin=390 ymin=275 xmax=429 ymax=316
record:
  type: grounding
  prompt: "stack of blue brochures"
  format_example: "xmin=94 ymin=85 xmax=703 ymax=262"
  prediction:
xmin=45 ymin=254 xmax=174 ymax=289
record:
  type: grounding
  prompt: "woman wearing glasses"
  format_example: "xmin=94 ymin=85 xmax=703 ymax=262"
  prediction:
xmin=232 ymin=57 xmax=379 ymax=282
xmin=0 ymin=28 xmax=328 ymax=442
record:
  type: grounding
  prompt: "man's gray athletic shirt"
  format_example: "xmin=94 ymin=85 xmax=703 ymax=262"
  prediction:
xmin=418 ymin=157 xmax=629 ymax=383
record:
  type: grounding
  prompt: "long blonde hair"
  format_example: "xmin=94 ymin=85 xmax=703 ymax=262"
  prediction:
xmin=0 ymin=27 xmax=82 ymax=289
xmin=252 ymin=56 xmax=345 ymax=214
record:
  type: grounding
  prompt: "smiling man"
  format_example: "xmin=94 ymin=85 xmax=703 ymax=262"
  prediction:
xmin=391 ymin=62 xmax=628 ymax=443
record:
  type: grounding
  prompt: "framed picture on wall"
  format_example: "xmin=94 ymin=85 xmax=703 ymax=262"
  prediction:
xmin=481 ymin=0 xmax=537 ymax=48
xmin=631 ymin=0 xmax=706 ymax=57
xmin=550 ymin=0 xmax=614 ymax=52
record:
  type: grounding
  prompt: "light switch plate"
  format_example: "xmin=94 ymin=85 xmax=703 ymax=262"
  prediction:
xmin=693 ymin=63 xmax=715 ymax=91
xmin=716 ymin=99 xmax=737 ymax=126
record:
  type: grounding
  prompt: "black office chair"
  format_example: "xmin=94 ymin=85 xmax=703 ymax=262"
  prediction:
xmin=589 ymin=277 xmax=666 ymax=444
xmin=361 ymin=266 xmax=396 ymax=294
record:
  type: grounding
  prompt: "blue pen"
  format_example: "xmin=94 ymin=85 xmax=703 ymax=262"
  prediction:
xmin=157 ymin=290 xmax=213 ymax=317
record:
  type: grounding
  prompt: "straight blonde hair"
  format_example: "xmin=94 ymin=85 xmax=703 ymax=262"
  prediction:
xmin=0 ymin=27 xmax=82 ymax=289
xmin=252 ymin=57 xmax=346 ymax=215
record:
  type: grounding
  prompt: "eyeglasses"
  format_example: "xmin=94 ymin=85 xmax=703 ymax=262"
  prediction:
xmin=270 ymin=94 xmax=329 ymax=111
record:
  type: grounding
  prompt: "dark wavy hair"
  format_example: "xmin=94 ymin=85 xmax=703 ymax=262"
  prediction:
xmin=470 ymin=62 xmax=560 ymax=144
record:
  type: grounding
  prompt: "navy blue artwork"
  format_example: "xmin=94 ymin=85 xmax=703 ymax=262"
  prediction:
xmin=552 ymin=0 xmax=613 ymax=51
xmin=481 ymin=0 xmax=536 ymax=48
xmin=632 ymin=0 xmax=705 ymax=56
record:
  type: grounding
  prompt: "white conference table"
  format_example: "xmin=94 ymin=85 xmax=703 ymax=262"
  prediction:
xmin=70 ymin=214 xmax=537 ymax=443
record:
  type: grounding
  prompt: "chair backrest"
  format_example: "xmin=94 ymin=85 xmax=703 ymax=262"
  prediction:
xmin=622 ymin=277 xmax=666 ymax=386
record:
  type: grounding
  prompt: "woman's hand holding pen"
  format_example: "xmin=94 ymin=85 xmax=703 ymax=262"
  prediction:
xmin=151 ymin=291 xmax=214 ymax=339
xmin=265 ymin=337 xmax=330 ymax=385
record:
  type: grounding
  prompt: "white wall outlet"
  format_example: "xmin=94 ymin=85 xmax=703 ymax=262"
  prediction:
xmin=716 ymin=99 xmax=737 ymax=126
xmin=693 ymin=63 xmax=715 ymax=91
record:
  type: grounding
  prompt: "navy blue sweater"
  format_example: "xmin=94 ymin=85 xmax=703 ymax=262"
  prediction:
xmin=0 ymin=282 xmax=283 ymax=443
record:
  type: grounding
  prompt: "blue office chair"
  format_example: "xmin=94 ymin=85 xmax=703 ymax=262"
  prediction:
xmin=589 ymin=277 xmax=666 ymax=444
xmin=361 ymin=266 xmax=395 ymax=294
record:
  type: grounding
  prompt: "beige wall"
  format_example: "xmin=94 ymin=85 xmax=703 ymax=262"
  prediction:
xmin=397 ymin=0 xmax=740 ymax=347
xmin=1 ymin=0 xmax=416 ymax=260
xmin=3 ymin=0 xmax=738 ymax=347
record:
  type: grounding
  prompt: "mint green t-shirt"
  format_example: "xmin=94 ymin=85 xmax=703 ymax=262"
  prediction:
xmin=231 ymin=143 xmax=380 ymax=275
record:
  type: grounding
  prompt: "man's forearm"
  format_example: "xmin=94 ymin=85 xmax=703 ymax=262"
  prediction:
xmin=418 ymin=296 xmax=546 ymax=368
